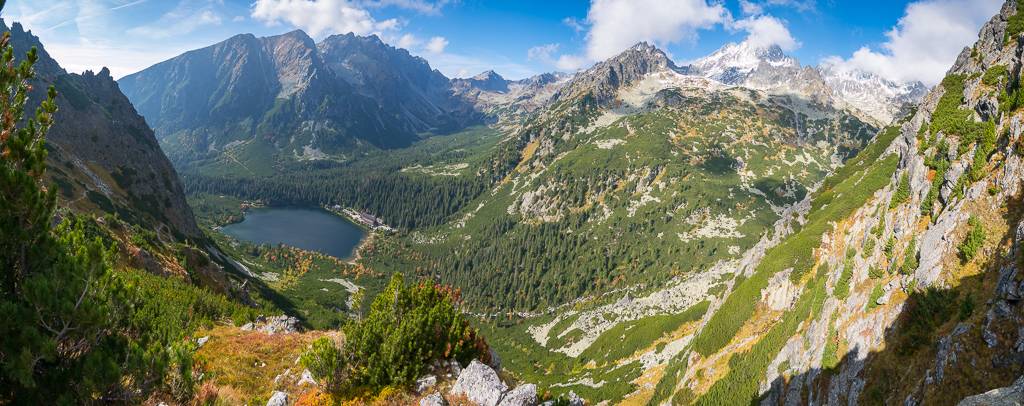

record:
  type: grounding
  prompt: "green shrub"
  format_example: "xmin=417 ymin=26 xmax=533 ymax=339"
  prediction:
xmin=890 ymin=172 xmax=911 ymax=209
xmin=884 ymin=237 xmax=897 ymax=259
xmin=867 ymin=284 xmax=885 ymax=311
xmin=900 ymin=239 xmax=919 ymax=275
xmin=897 ymin=288 xmax=957 ymax=356
xmin=868 ymin=266 xmax=886 ymax=279
xmin=821 ymin=324 xmax=840 ymax=369
xmin=959 ymin=216 xmax=986 ymax=263
xmin=982 ymin=65 xmax=1008 ymax=86
xmin=303 ymin=274 xmax=487 ymax=393
xmin=834 ymin=260 xmax=854 ymax=300
xmin=959 ymin=293 xmax=975 ymax=321
xmin=300 ymin=337 xmax=344 ymax=392
xmin=863 ymin=237 xmax=877 ymax=255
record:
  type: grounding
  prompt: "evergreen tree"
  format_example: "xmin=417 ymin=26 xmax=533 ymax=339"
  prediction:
xmin=0 ymin=21 xmax=164 ymax=403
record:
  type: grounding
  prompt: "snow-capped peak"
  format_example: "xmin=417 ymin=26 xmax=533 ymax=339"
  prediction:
xmin=817 ymin=61 xmax=928 ymax=125
xmin=687 ymin=41 xmax=799 ymax=85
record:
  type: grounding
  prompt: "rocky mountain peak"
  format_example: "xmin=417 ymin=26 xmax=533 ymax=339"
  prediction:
xmin=460 ymin=70 xmax=509 ymax=92
xmin=551 ymin=42 xmax=678 ymax=106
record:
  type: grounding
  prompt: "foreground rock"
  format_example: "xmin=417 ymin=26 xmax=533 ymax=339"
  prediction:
xmin=421 ymin=392 xmax=448 ymax=406
xmin=958 ymin=375 xmax=1024 ymax=405
xmin=450 ymin=360 xmax=509 ymax=406
xmin=241 ymin=315 xmax=300 ymax=334
xmin=266 ymin=391 xmax=287 ymax=406
xmin=498 ymin=384 xmax=538 ymax=406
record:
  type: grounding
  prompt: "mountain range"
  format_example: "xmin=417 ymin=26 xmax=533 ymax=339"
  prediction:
xmin=11 ymin=0 xmax=1024 ymax=404
xmin=119 ymin=29 xmax=927 ymax=174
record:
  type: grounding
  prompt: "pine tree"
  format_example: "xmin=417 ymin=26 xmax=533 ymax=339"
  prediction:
xmin=0 ymin=24 xmax=145 ymax=403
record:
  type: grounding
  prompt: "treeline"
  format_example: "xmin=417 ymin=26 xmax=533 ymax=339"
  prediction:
xmin=184 ymin=168 xmax=488 ymax=230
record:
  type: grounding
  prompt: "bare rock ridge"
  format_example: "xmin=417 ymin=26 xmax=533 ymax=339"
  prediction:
xmin=4 ymin=19 xmax=201 ymax=239
xmin=119 ymin=30 xmax=482 ymax=166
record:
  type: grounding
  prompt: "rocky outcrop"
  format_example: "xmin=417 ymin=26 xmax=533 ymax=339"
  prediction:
xmin=498 ymin=384 xmax=538 ymax=406
xmin=958 ymin=375 xmax=1024 ymax=405
xmin=551 ymin=42 xmax=678 ymax=107
xmin=241 ymin=315 xmax=300 ymax=334
xmin=266 ymin=391 xmax=287 ymax=406
xmin=421 ymin=392 xmax=448 ymax=406
xmin=450 ymin=360 xmax=508 ymax=406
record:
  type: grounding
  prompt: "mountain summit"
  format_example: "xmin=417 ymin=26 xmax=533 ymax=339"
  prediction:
xmin=688 ymin=41 xmax=799 ymax=85
xmin=552 ymin=41 xmax=679 ymax=106
xmin=119 ymin=30 xmax=481 ymax=167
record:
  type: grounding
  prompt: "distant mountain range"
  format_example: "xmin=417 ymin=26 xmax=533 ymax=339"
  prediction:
xmin=686 ymin=40 xmax=928 ymax=125
xmin=119 ymin=30 xmax=926 ymax=171
xmin=118 ymin=30 xmax=482 ymax=168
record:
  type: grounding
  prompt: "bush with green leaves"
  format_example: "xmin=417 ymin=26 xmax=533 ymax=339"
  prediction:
xmin=302 ymin=274 xmax=487 ymax=394
xmin=901 ymin=239 xmax=919 ymax=275
xmin=959 ymin=215 xmax=986 ymax=264
xmin=890 ymin=172 xmax=911 ymax=209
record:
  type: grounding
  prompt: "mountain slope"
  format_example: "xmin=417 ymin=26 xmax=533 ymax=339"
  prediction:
xmin=395 ymin=41 xmax=878 ymax=313
xmin=6 ymin=20 xmax=200 ymax=240
xmin=624 ymin=1 xmax=1024 ymax=403
xmin=119 ymin=31 xmax=481 ymax=170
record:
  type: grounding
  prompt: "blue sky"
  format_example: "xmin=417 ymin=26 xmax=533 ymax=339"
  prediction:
xmin=1 ymin=0 xmax=1004 ymax=85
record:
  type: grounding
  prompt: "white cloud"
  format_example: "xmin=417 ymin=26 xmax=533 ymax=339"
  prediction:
xmin=556 ymin=54 xmax=587 ymax=71
xmin=425 ymin=36 xmax=448 ymax=53
xmin=732 ymin=15 xmax=799 ymax=51
xmin=764 ymin=0 xmax=815 ymax=13
xmin=554 ymin=0 xmax=728 ymax=71
xmin=562 ymin=16 xmax=585 ymax=33
xmin=823 ymin=0 xmax=1001 ymax=86
xmin=361 ymin=0 xmax=452 ymax=16
xmin=251 ymin=0 xmax=400 ymax=38
xmin=739 ymin=0 xmax=763 ymax=16
xmin=584 ymin=0 xmax=727 ymax=61
xmin=397 ymin=33 xmax=420 ymax=49
xmin=527 ymin=43 xmax=560 ymax=62
xmin=127 ymin=8 xmax=223 ymax=40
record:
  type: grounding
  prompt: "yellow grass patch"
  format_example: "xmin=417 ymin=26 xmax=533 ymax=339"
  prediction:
xmin=195 ymin=326 xmax=336 ymax=404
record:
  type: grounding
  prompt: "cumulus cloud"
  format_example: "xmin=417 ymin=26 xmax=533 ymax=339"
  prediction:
xmin=823 ymin=0 xmax=1001 ymax=86
xmin=361 ymin=0 xmax=453 ymax=15
xmin=527 ymin=43 xmax=560 ymax=62
xmin=732 ymin=14 xmax=799 ymax=51
xmin=425 ymin=36 xmax=448 ymax=53
xmin=553 ymin=0 xmax=728 ymax=70
xmin=583 ymin=0 xmax=728 ymax=61
xmin=251 ymin=0 xmax=400 ymax=38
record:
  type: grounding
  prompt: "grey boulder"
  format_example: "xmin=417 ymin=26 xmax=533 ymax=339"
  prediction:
xmin=450 ymin=360 xmax=508 ymax=406
xmin=959 ymin=375 xmax=1024 ymax=405
xmin=266 ymin=391 xmax=288 ymax=406
xmin=498 ymin=384 xmax=537 ymax=406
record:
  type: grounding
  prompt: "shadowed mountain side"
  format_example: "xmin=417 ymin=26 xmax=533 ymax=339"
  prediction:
xmin=758 ymin=194 xmax=1024 ymax=405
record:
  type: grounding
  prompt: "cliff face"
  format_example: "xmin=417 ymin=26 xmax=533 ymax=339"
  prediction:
xmin=5 ymin=20 xmax=201 ymax=240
